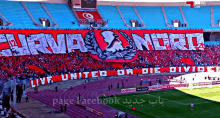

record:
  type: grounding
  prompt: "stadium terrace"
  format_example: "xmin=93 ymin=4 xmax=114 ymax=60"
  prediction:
xmin=0 ymin=0 xmax=220 ymax=118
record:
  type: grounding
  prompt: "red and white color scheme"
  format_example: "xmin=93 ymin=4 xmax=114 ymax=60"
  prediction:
xmin=161 ymin=84 xmax=187 ymax=89
xmin=186 ymin=1 xmax=202 ymax=8
xmin=121 ymin=88 xmax=136 ymax=93
xmin=0 ymin=29 xmax=204 ymax=62
xmin=212 ymin=81 xmax=220 ymax=85
xmin=186 ymin=1 xmax=194 ymax=8
xmin=76 ymin=103 xmax=104 ymax=117
xmin=148 ymin=85 xmax=162 ymax=90
xmin=30 ymin=66 xmax=220 ymax=88
xmin=149 ymin=84 xmax=187 ymax=91
xmin=85 ymin=106 xmax=104 ymax=117
xmin=75 ymin=9 xmax=103 ymax=24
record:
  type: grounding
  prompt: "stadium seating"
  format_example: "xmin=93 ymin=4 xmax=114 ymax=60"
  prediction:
xmin=0 ymin=1 xmax=220 ymax=29
xmin=182 ymin=6 xmax=211 ymax=28
xmin=0 ymin=1 xmax=33 ymax=28
xmin=24 ymin=2 xmax=51 ymax=24
xmin=98 ymin=6 xmax=125 ymax=28
xmin=204 ymin=41 xmax=220 ymax=45
xmin=136 ymin=6 xmax=166 ymax=28
xmin=43 ymin=3 xmax=80 ymax=29
xmin=213 ymin=5 xmax=220 ymax=24
xmin=164 ymin=7 xmax=184 ymax=25
xmin=118 ymin=6 xmax=140 ymax=25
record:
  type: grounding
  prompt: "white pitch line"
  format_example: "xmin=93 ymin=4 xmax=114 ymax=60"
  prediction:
xmin=117 ymin=103 xmax=159 ymax=118
xmin=132 ymin=94 xmax=210 ymax=105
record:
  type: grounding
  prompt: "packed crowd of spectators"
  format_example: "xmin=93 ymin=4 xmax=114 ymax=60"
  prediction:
xmin=126 ymin=44 xmax=220 ymax=68
xmin=0 ymin=45 xmax=219 ymax=80
xmin=0 ymin=100 xmax=24 ymax=118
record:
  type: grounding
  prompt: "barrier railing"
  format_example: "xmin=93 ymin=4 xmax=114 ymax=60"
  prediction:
xmin=79 ymin=19 xmax=108 ymax=27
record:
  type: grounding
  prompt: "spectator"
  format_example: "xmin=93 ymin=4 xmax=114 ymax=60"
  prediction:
xmin=26 ymin=95 xmax=29 ymax=102
xmin=60 ymin=105 xmax=63 ymax=112
xmin=64 ymin=104 xmax=67 ymax=112
xmin=122 ymin=82 xmax=124 ymax=88
xmin=79 ymin=93 xmax=81 ymax=101
xmin=84 ymin=84 xmax=86 ymax=89
xmin=11 ymin=113 xmax=15 ymax=118
xmin=108 ymin=85 xmax=110 ymax=91
xmin=125 ymin=113 xmax=128 ymax=118
xmin=55 ymin=86 xmax=58 ymax=92
xmin=10 ymin=92 xmax=13 ymax=102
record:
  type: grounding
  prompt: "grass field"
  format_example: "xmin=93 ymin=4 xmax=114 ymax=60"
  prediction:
xmin=102 ymin=86 xmax=220 ymax=118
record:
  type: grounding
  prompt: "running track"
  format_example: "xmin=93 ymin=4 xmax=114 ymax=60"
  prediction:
xmin=27 ymin=75 xmax=178 ymax=118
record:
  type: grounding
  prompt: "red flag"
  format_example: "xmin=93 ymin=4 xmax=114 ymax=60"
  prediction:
xmin=111 ymin=63 xmax=124 ymax=69
xmin=26 ymin=64 xmax=46 ymax=74
xmin=180 ymin=58 xmax=195 ymax=66
xmin=186 ymin=1 xmax=194 ymax=8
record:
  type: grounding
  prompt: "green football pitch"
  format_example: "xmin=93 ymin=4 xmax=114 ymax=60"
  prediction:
xmin=101 ymin=85 xmax=220 ymax=118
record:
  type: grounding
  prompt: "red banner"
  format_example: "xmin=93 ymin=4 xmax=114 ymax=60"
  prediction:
xmin=149 ymin=84 xmax=187 ymax=91
xmin=29 ymin=66 xmax=220 ymax=88
xmin=26 ymin=64 xmax=46 ymax=75
xmin=161 ymin=84 xmax=187 ymax=89
xmin=0 ymin=29 xmax=204 ymax=63
xmin=212 ymin=81 xmax=220 ymax=85
xmin=121 ymin=88 xmax=136 ymax=93
xmin=149 ymin=86 xmax=162 ymax=90
xmin=76 ymin=103 xmax=104 ymax=117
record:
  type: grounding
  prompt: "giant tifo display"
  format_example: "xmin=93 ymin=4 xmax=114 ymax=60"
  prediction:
xmin=0 ymin=29 xmax=204 ymax=57
xmin=1 ymin=0 xmax=220 ymax=118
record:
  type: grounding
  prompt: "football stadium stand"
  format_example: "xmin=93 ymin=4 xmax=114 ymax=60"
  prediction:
xmin=164 ymin=7 xmax=184 ymax=25
xmin=118 ymin=6 xmax=140 ymax=25
xmin=44 ymin=3 xmax=80 ymax=28
xmin=136 ymin=6 xmax=166 ymax=28
xmin=98 ymin=5 xmax=124 ymax=28
xmin=1 ymin=0 xmax=220 ymax=118
xmin=0 ymin=45 xmax=219 ymax=80
xmin=182 ymin=6 xmax=211 ymax=28
xmin=0 ymin=1 xmax=219 ymax=29
xmin=0 ymin=1 xmax=33 ymax=28
xmin=24 ymin=2 xmax=52 ymax=24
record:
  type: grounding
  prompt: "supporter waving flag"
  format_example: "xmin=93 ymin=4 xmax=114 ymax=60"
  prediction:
xmin=180 ymin=58 xmax=195 ymax=66
xmin=111 ymin=63 xmax=124 ymax=69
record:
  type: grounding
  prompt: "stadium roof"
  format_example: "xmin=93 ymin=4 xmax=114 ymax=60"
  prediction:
xmin=6 ymin=0 xmax=214 ymax=2
xmin=5 ymin=0 xmax=220 ymax=6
